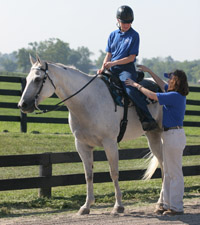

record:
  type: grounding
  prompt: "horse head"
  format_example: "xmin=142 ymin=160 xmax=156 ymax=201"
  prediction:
xmin=18 ymin=55 xmax=56 ymax=113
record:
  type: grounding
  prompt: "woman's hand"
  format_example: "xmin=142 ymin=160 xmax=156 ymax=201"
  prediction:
xmin=137 ymin=65 xmax=151 ymax=73
xmin=125 ymin=78 xmax=137 ymax=87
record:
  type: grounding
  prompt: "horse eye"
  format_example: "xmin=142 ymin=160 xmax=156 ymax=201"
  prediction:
xmin=35 ymin=70 xmax=40 ymax=75
xmin=34 ymin=77 xmax=42 ymax=83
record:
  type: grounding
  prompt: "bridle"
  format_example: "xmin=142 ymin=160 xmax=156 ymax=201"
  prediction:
xmin=32 ymin=62 xmax=56 ymax=113
xmin=32 ymin=62 xmax=99 ymax=114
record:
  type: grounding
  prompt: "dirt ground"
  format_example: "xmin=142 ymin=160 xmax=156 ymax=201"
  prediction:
xmin=1 ymin=198 xmax=200 ymax=225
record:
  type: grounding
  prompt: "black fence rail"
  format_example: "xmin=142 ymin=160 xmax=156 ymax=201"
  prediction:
xmin=0 ymin=76 xmax=200 ymax=132
xmin=0 ymin=145 xmax=199 ymax=198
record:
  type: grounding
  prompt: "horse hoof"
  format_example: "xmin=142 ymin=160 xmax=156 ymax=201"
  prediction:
xmin=78 ymin=207 xmax=90 ymax=215
xmin=112 ymin=206 xmax=124 ymax=214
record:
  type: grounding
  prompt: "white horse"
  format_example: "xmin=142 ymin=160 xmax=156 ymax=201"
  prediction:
xmin=18 ymin=56 xmax=163 ymax=215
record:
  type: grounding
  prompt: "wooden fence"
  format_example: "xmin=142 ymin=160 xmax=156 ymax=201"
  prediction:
xmin=0 ymin=145 xmax=200 ymax=198
xmin=0 ymin=76 xmax=200 ymax=198
xmin=0 ymin=75 xmax=200 ymax=132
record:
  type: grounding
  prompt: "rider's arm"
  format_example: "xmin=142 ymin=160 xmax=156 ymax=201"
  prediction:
xmin=104 ymin=54 xmax=136 ymax=70
xmin=98 ymin=52 xmax=112 ymax=74
xmin=137 ymin=65 xmax=167 ymax=92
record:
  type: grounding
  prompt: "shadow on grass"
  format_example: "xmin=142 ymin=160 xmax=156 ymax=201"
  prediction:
xmin=0 ymin=185 xmax=199 ymax=218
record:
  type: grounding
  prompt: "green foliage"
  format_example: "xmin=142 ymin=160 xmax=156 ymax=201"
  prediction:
xmin=17 ymin=38 xmax=93 ymax=73
xmin=17 ymin=48 xmax=34 ymax=73
xmin=0 ymin=38 xmax=94 ymax=74
xmin=1 ymin=38 xmax=200 ymax=83
xmin=29 ymin=38 xmax=71 ymax=64
xmin=0 ymin=52 xmax=18 ymax=72
xmin=141 ymin=56 xmax=200 ymax=84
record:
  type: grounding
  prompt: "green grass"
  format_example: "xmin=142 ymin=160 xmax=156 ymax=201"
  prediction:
xmin=0 ymin=177 xmax=199 ymax=217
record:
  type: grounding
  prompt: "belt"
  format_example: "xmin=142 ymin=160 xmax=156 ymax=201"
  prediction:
xmin=163 ymin=126 xmax=183 ymax=131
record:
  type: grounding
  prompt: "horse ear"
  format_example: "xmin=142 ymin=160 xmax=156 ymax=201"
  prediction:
xmin=36 ymin=54 xmax=42 ymax=64
xmin=29 ymin=54 xmax=36 ymax=65
xmin=36 ymin=54 xmax=45 ymax=68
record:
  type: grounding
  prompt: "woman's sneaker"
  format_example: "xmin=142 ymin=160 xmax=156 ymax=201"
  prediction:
xmin=163 ymin=209 xmax=184 ymax=216
xmin=154 ymin=206 xmax=168 ymax=214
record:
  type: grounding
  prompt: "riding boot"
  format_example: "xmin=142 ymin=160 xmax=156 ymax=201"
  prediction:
xmin=135 ymin=106 xmax=158 ymax=131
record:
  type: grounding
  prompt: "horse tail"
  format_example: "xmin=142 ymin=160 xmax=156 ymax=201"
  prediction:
xmin=142 ymin=152 xmax=159 ymax=180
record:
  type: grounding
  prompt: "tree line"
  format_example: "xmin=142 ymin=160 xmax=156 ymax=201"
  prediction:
xmin=0 ymin=38 xmax=199 ymax=84
xmin=0 ymin=38 xmax=94 ymax=74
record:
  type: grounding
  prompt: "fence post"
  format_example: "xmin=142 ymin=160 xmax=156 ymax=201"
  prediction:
xmin=20 ymin=78 xmax=27 ymax=133
xmin=39 ymin=153 xmax=52 ymax=198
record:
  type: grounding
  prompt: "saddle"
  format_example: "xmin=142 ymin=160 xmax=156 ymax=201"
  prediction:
xmin=99 ymin=70 xmax=161 ymax=142
xmin=100 ymin=70 xmax=160 ymax=107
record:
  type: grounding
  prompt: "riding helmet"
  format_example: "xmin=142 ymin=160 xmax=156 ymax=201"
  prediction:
xmin=116 ymin=5 xmax=134 ymax=23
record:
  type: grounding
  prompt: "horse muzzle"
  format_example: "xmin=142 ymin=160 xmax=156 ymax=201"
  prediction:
xmin=18 ymin=99 xmax=35 ymax=113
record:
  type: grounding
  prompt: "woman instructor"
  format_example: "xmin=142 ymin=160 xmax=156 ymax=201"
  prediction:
xmin=125 ymin=65 xmax=189 ymax=215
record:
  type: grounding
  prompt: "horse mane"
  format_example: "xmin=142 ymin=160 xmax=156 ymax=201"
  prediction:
xmin=52 ymin=62 xmax=94 ymax=77
xmin=55 ymin=62 xmax=76 ymax=71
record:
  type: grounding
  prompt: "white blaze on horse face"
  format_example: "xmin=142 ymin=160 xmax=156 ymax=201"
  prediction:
xmin=19 ymin=63 xmax=44 ymax=108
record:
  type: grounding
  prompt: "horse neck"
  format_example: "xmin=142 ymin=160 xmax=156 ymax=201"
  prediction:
xmin=49 ymin=64 xmax=92 ymax=110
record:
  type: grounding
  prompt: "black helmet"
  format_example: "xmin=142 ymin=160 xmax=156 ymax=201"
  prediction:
xmin=116 ymin=5 xmax=134 ymax=23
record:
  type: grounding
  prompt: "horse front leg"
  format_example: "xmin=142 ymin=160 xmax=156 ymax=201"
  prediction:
xmin=75 ymin=139 xmax=94 ymax=215
xmin=103 ymin=139 xmax=124 ymax=214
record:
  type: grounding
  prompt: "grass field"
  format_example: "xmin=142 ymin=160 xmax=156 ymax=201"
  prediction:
xmin=0 ymin=78 xmax=200 ymax=217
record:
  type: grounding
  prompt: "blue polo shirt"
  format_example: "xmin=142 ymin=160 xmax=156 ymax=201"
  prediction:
xmin=156 ymin=85 xmax=186 ymax=128
xmin=106 ymin=27 xmax=139 ymax=74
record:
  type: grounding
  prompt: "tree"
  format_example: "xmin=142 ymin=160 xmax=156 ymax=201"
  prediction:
xmin=16 ymin=38 xmax=93 ymax=73
xmin=29 ymin=38 xmax=71 ymax=64
xmin=2 ymin=59 xmax=17 ymax=72
xmin=76 ymin=46 xmax=93 ymax=73
xmin=17 ymin=48 xmax=34 ymax=73
xmin=0 ymin=52 xmax=17 ymax=72
xmin=141 ymin=56 xmax=200 ymax=84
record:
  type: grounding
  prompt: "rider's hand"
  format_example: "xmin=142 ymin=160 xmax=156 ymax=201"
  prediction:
xmin=104 ymin=61 xmax=115 ymax=70
xmin=97 ymin=67 xmax=105 ymax=74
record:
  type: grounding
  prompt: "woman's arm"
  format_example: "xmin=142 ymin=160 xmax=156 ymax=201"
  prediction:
xmin=137 ymin=65 xmax=167 ymax=92
xmin=125 ymin=78 xmax=158 ymax=101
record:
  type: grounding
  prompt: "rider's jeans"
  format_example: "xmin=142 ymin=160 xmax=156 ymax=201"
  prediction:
xmin=119 ymin=71 xmax=154 ymax=121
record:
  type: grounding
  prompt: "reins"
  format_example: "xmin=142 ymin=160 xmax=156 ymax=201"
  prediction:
xmin=34 ymin=62 xmax=99 ymax=114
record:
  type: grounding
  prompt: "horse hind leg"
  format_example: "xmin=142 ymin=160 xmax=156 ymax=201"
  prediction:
xmin=103 ymin=138 xmax=124 ymax=214
xmin=75 ymin=139 xmax=95 ymax=215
